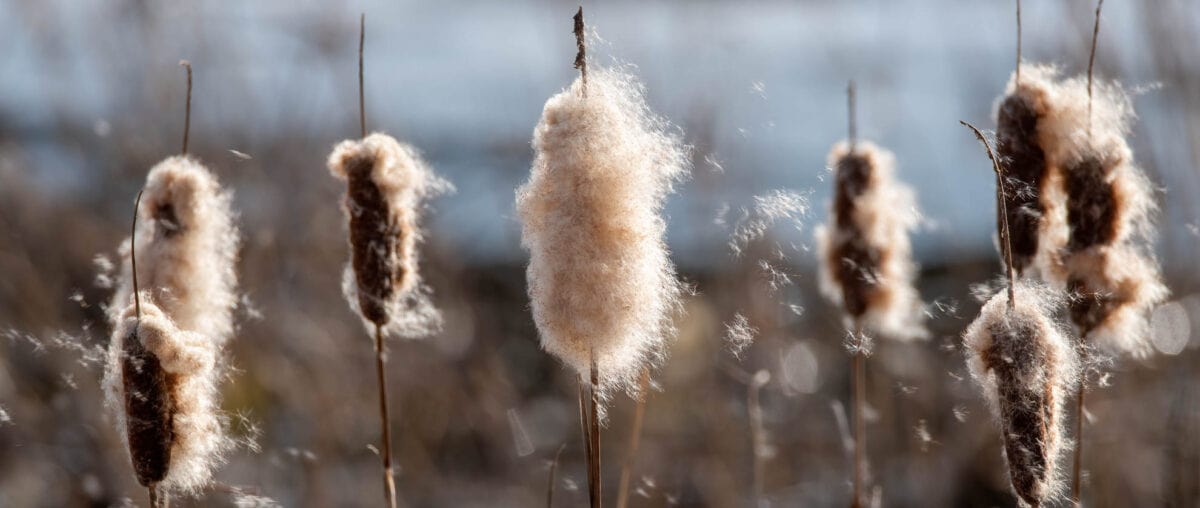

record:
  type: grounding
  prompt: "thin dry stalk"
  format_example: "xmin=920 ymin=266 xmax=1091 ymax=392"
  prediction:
xmin=588 ymin=354 xmax=602 ymax=508
xmin=961 ymin=121 xmax=1016 ymax=307
xmin=851 ymin=325 xmax=866 ymax=508
xmin=573 ymin=7 xmax=587 ymax=96
xmin=374 ymin=323 xmax=397 ymax=508
xmin=547 ymin=444 xmax=566 ymax=508
xmin=1086 ymin=0 xmax=1104 ymax=135
xmin=180 ymin=61 xmax=191 ymax=155
xmin=359 ymin=13 xmax=366 ymax=139
xmin=748 ymin=370 xmax=769 ymax=508
xmin=1015 ymin=0 xmax=1022 ymax=84
xmin=847 ymin=80 xmax=857 ymax=153
xmin=616 ymin=370 xmax=651 ymax=508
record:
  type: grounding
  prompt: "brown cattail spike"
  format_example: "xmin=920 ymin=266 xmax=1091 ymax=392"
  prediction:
xmin=961 ymin=121 xmax=1016 ymax=308
xmin=994 ymin=81 xmax=1046 ymax=276
xmin=830 ymin=150 xmax=878 ymax=317
xmin=179 ymin=61 xmax=191 ymax=155
xmin=573 ymin=7 xmax=587 ymax=96
xmin=359 ymin=13 xmax=367 ymax=139
xmin=1087 ymin=0 xmax=1105 ymax=136
xmin=121 ymin=316 xmax=175 ymax=486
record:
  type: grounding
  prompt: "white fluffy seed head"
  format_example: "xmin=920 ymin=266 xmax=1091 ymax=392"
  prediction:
xmin=815 ymin=141 xmax=927 ymax=341
xmin=327 ymin=133 xmax=451 ymax=339
xmin=516 ymin=68 xmax=689 ymax=398
xmin=102 ymin=299 xmax=227 ymax=494
xmin=110 ymin=156 xmax=240 ymax=346
xmin=1032 ymin=73 xmax=1169 ymax=357
xmin=963 ymin=280 xmax=1077 ymax=507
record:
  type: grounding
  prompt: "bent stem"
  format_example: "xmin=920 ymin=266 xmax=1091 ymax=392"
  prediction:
xmin=616 ymin=369 xmax=651 ymax=508
xmin=374 ymin=323 xmax=397 ymax=508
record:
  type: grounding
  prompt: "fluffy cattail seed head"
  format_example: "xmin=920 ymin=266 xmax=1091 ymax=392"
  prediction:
xmin=1038 ymin=75 xmax=1168 ymax=357
xmin=110 ymin=156 xmax=240 ymax=346
xmin=327 ymin=132 xmax=449 ymax=338
xmin=104 ymin=299 xmax=223 ymax=493
xmin=516 ymin=67 xmax=689 ymax=397
xmin=994 ymin=65 xmax=1061 ymax=278
xmin=815 ymin=141 xmax=926 ymax=341
xmin=963 ymin=281 xmax=1077 ymax=507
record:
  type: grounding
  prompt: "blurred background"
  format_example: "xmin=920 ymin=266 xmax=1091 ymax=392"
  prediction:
xmin=2 ymin=0 xmax=1200 ymax=506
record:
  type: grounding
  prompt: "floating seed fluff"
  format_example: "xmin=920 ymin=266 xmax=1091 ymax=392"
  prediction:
xmin=964 ymin=281 xmax=1077 ymax=507
xmin=327 ymin=133 xmax=448 ymax=338
xmin=815 ymin=141 xmax=925 ymax=341
xmin=516 ymin=68 xmax=689 ymax=396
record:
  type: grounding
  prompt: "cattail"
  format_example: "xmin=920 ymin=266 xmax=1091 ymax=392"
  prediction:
xmin=1037 ymin=73 xmax=1168 ymax=357
xmin=110 ymin=156 xmax=240 ymax=345
xmin=961 ymin=121 xmax=1078 ymax=507
xmin=963 ymin=281 xmax=1077 ymax=507
xmin=515 ymin=65 xmax=689 ymax=397
xmin=815 ymin=140 xmax=926 ymax=341
xmin=994 ymin=64 xmax=1068 ymax=279
xmin=327 ymin=132 xmax=448 ymax=338
xmin=104 ymin=299 xmax=222 ymax=493
xmin=326 ymin=15 xmax=450 ymax=508
xmin=104 ymin=63 xmax=237 ymax=502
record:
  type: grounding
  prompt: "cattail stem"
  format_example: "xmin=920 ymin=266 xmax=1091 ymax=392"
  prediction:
xmin=573 ymin=7 xmax=588 ymax=97
xmin=1072 ymin=382 xmax=1085 ymax=504
xmin=847 ymin=80 xmax=857 ymax=154
xmin=588 ymin=353 xmax=602 ymax=508
xmin=1015 ymin=0 xmax=1022 ymax=84
xmin=179 ymin=61 xmax=191 ymax=155
xmin=359 ymin=13 xmax=367 ymax=139
xmin=616 ymin=370 xmax=650 ymax=508
xmin=148 ymin=485 xmax=158 ymax=508
xmin=547 ymin=444 xmax=566 ymax=508
xmin=851 ymin=323 xmax=866 ymax=508
xmin=131 ymin=190 xmax=145 ymax=320
xmin=374 ymin=323 xmax=397 ymax=508
xmin=961 ymin=121 xmax=1016 ymax=309
xmin=748 ymin=371 xmax=769 ymax=508
xmin=1087 ymin=0 xmax=1104 ymax=137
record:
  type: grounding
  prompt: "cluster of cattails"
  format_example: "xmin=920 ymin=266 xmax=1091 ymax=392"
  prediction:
xmin=325 ymin=15 xmax=449 ymax=508
xmin=103 ymin=64 xmax=240 ymax=505
xmin=815 ymin=84 xmax=926 ymax=507
xmin=962 ymin=2 xmax=1167 ymax=505
xmin=516 ymin=8 xmax=689 ymax=507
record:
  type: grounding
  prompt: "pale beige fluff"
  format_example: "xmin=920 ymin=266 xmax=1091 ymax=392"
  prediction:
xmin=963 ymin=280 xmax=1078 ymax=506
xmin=103 ymin=298 xmax=225 ymax=493
xmin=110 ymin=156 xmax=240 ymax=346
xmin=326 ymin=132 xmax=450 ymax=338
xmin=516 ymin=68 xmax=689 ymax=397
xmin=1063 ymin=247 xmax=1169 ymax=358
xmin=815 ymin=141 xmax=927 ymax=341
xmin=1037 ymin=75 xmax=1168 ymax=356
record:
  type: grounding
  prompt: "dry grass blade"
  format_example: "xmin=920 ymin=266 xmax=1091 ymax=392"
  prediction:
xmin=960 ymin=120 xmax=1016 ymax=308
xmin=546 ymin=444 xmax=566 ymax=508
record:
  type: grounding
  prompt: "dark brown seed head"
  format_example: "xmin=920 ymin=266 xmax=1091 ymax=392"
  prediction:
xmin=831 ymin=151 xmax=881 ymax=317
xmin=996 ymin=93 xmax=1047 ymax=274
xmin=1064 ymin=155 xmax=1117 ymax=253
xmin=121 ymin=325 xmax=175 ymax=486
xmin=983 ymin=316 xmax=1058 ymax=507
xmin=345 ymin=151 xmax=406 ymax=326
